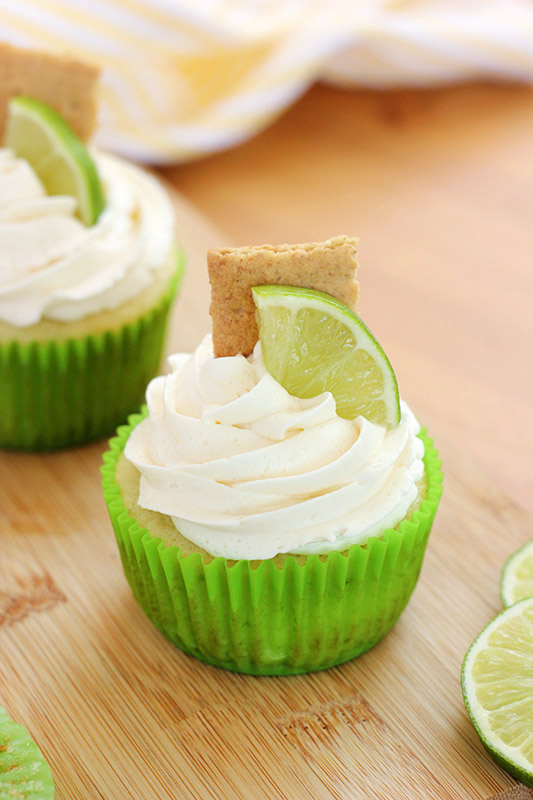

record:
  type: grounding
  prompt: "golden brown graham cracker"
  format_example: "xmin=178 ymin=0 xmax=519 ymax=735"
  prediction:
xmin=0 ymin=42 xmax=99 ymax=141
xmin=489 ymin=787 xmax=533 ymax=800
xmin=208 ymin=236 xmax=359 ymax=357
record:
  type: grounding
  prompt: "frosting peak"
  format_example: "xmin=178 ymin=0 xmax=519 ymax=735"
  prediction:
xmin=125 ymin=335 xmax=425 ymax=560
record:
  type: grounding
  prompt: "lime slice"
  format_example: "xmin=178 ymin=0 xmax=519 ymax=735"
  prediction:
xmin=252 ymin=285 xmax=400 ymax=426
xmin=4 ymin=95 xmax=105 ymax=225
xmin=501 ymin=540 xmax=533 ymax=608
xmin=0 ymin=705 xmax=55 ymax=799
xmin=461 ymin=597 xmax=533 ymax=787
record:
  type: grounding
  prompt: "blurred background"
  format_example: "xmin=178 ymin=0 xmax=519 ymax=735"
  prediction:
xmin=3 ymin=0 xmax=533 ymax=162
xmin=3 ymin=0 xmax=533 ymax=513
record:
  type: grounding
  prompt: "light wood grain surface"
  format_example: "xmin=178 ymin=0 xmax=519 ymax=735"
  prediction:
xmin=2 ymin=83 xmax=533 ymax=799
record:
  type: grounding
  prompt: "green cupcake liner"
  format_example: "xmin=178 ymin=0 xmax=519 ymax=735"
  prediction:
xmin=0 ymin=706 xmax=55 ymax=800
xmin=102 ymin=413 xmax=443 ymax=675
xmin=0 ymin=249 xmax=185 ymax=451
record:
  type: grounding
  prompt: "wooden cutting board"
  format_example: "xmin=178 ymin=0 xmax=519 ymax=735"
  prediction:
xmin=0 ymin=190 xmax=530 ymax=800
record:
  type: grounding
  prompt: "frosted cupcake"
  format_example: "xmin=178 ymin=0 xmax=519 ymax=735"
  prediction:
xmin=0 ymin=54 xmax=183 ymax=449
xmin=102 ymin=238 xmax=442 ymax=675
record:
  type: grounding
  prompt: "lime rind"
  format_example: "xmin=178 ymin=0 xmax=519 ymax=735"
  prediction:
xmin=0 ymin=706 xmax=55 ymax=799
xmin=252 ymin=285 xmax=400 ymax=427
xmin=461 ymin=597 xmax=533 ymax=787
xmin=5 ymin=95 xmax=105 ymax=225
xmin=501 ymin=539 xmax=533 ymax=608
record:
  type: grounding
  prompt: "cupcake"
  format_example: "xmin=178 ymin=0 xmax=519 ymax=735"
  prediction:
xmin=0 ymin=47 xmax=183 ymax=450
xmin=102 ymin=237 xmax=442 ymax=675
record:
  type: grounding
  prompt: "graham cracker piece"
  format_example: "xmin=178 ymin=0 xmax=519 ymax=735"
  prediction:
xmin=489 ymin=787 xmax=533 ymax=800
xmin=208 ymin=235 xmax=359 ymax=357
xmin=0 ymin=42 xmax=99 ymax=141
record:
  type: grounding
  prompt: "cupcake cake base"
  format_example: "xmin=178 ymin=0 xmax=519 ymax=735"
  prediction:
xmin=0 ymin=247 xmax=185 ymax=451
xmin=102 ymin=411 xmax=443 ymax=676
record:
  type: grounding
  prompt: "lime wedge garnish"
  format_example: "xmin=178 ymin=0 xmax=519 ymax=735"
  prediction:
xmin=5 ymin=95 xmax=105 ymax=225
xmin=0 ymin=705 xmax=55 ymax=799
xmin=501 ymin=540 xmax=533 ymax=607
xmin=462 ymin=597 xmax=533 ymax=787
xmin=252 ymin=285 xmax=400 ymax=426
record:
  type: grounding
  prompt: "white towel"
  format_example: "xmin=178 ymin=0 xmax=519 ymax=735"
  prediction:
xmin=3 ymin=0 xmax=533 ymax=162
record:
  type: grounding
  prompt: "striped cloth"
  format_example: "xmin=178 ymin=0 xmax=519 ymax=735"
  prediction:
xmin=3 ymin=0 xmax=533 ymax=163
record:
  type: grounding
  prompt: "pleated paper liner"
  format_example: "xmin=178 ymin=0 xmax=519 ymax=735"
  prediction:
xmin=0 ymin=248 xmax=185 ymax=451
xmin=102 ymin=412 xmax=443 ymax=675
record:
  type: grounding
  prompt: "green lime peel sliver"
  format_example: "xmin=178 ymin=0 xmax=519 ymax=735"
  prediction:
xmin=5 ymin=95 xmax=105 ymax=225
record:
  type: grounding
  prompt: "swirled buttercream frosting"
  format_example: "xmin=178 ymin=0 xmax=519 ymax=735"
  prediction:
xmin=0 ymin=148 xmax=174 ymax=326
xmin=125 ymin=335 xmax=425 ymax=560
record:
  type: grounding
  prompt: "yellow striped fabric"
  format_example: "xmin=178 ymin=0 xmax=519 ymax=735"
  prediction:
xmin=2 ymin=0 xmax=533 ymax=163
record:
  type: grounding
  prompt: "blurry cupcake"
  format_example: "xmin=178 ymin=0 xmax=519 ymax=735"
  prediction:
xmin=0 ymin=48 xmax=183 ymax=449
xmin=102 ymin=238 xmax=442 ymax=675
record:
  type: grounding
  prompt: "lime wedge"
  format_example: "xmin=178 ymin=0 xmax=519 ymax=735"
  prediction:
xmin=461 ymin=597 xmax=533 ymax=787
xmin=501 ymin=540 xmax=533 ymax=608
xmin=252 ymin=285 xmax=400 ymax=426
xmin=5 ymin=95 xmax=105 ymax=225
xmin=0 ymin=705 xmax=55 ymax=799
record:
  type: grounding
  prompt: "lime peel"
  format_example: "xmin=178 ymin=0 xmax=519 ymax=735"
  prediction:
xmin=501 ymin=539 xmax=533 ymax=608
xmin=461 ymin=597 xmax=533 ymax=787
xmin=5 ymin=95 xmax=105 ymax=225
xmin=252 ymin=284 xmax=400 ymax=427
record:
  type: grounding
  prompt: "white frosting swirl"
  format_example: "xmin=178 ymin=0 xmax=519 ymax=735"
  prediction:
xmin=125 ymin=335 xmax=425 ymax=560
xmin=0 ymin=148 xmax=174 ymax=326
